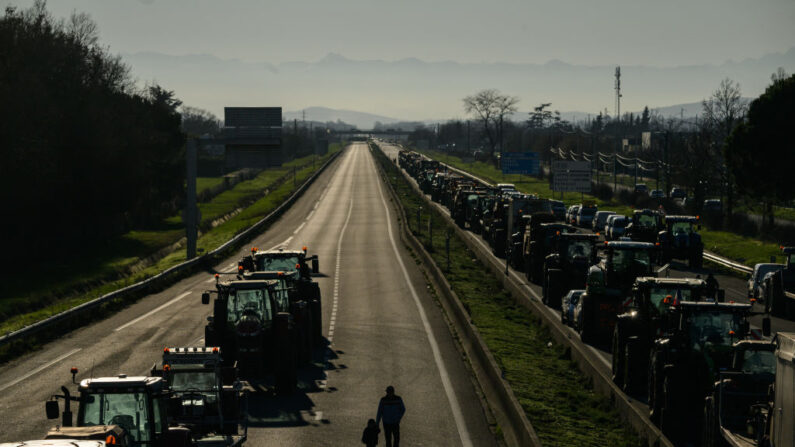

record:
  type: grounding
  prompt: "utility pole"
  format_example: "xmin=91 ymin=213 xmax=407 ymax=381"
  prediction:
xmin=615 ymin=66 xmax=622 ymax=123
xmin=185 ymin=139 xmax=198 ymax=259
xmin=467 ymin=120 xmax=470 ymax=153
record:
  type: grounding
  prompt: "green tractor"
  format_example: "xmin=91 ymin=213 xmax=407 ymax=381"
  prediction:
xmin=578 ymin=241 xmax=656 ymax=344
xmin=657 ymin=215 xmax=703 ymax=268
xmin=522 ymin=222 xmax=576 ymax=284
xmin=238 ymin=247 xmax=322 ymax=345
xmin=611 ymin=277 xmax=722 ymax=394
xmin=541 ymin=233 xmax=600 ymax=309
xmin=646 ymin=302 xmax=769 ymax=444
xmin=624 ymin=209 xmax=664 ymax=243
xmin=202 ymin=279 xmax=297 ymax=393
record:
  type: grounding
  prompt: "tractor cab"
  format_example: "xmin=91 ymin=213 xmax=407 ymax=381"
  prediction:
xmin=625 ymin=209 xmax=664 ymax=243
xmin=46 ymin=375 xmax=193 ymax=447
xmin=238 ymin=247 xmax=318 ymax=280
xmin=596 ymin=241 xmax=656 ymax=292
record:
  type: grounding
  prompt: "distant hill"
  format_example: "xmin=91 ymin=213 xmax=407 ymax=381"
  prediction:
xmin=283 ymin=107 xmax=400 ymax=130
xmin=123 ymin=48 xmax=795 ymax=122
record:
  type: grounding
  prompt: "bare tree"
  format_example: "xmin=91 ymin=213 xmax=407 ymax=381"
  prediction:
xmin=463 ymin=89 xmax=519 ymax=164
xmin=702 ymin=78 xmax=747 ymax=219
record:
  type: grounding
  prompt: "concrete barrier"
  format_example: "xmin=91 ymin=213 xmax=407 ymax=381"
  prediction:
xmin=380 ymin=144 xmax=673 ymax=447
xmin=374 ymin=150 xmax=542 ymax=447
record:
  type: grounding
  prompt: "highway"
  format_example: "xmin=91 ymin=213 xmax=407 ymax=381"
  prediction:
xmin=378 ymin=140 xmax=795 ymax=442
xmin=0 ymin=143 xmax=497 ymax=446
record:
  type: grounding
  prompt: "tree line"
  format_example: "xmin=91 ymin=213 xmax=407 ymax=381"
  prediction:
xmin=0 ymin=2 xmax=186 ymax=262
xmin=408 ymin=71 xmax=794 ymax=229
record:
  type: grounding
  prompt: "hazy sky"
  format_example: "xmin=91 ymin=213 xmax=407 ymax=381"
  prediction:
xmin=3 ymin=0 xmax=795 ymax=119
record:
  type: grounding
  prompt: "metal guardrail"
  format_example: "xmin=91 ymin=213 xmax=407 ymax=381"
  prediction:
xmin=0 ymin=149 xmax=343 ymax=349
xmin=403 ymin=147 xmax=758 ymax=277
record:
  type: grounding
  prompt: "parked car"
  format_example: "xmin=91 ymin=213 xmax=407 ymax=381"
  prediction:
xmin=670 ymin=187 xmax=686 ymax=199
xmin=561 ymin=289 xmax=585 ymax=327
xmin=592 ymin=211 xmax=616 ymax=233
xmin=634 ymin=184 xmax=648 ymax=194
xmin=576 ymin=204 xmax=598 ymax=228
xmin=650 ymin=189 xmax=664 ymax=199
xmin=566 ymin=205 xmax=581 ymax=225
xmin=748 ymin=263 xmax=784 ymax=299
xmin=703 ymin=199 xmax=723 ymax=213
xmin=606 ymin=215 xmax=628 ymax=240
xmin=551 ymin=200 xmax=566 ymax=221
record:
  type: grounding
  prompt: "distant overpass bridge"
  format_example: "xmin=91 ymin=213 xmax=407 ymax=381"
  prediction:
xmin=330 ymin=129 xmax=410 ymax=142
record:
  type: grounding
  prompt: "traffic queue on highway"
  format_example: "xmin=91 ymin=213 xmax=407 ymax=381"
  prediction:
xmin=398 ymin=148 xmax=795 ymax=447
xmin=1 ymin=248 xmax=322 ymax=447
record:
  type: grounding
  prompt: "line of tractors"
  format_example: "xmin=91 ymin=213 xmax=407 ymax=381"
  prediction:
xmin=6 ymin=247 xmax=324 ymax=447
xmin=398 ymin=148 xmax=795 ymax=447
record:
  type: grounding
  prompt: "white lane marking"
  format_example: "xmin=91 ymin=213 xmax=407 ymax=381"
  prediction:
xmin=226 ymin=263 xmax=235 ymax=269
xmin=114 ymin=291 xmax=192 ymax=332
xmin=373 ymin=157 xmax=474 ymax=447
xmin=314 ymin=411 xmax=324 ymax=421
xmin=328 ymin=198 xmax=355 ymax=344
xmin=306 ymin=209 xmax=316 ymax=221
xmin=293 ymin=221 xmax=306 ymax=235
xmin=0 ymin=348 xmax=82 ymax=392
xmin=205 ymin=277 xmax=217 ymax=283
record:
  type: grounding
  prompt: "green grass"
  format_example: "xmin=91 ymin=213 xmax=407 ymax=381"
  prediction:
xmin=0 ymin=145 xmax=342 ymax=336
xmin=374 ymin=144 xmax=641 ymax=447
xmin=197 ymin=177 xmax=224 ymax=195
xmin=417 ymin=148 xmax=786 ymax=269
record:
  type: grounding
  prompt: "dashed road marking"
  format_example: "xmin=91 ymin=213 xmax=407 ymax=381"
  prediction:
xmin=372 ymin=154 xmax=474 ymax=447
xmin=115 ymin=291 xmax=192 ymax=332
xmin=293 ymin=221 xmax=306 ymax=234
xmin=328 ymin=198 xmax=354 ymax=344
xmin=0 ymin=348 xmax=82 ymax=392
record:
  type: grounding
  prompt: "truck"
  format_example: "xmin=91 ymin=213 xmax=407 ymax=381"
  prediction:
xmin=701 ymin=340 xmax=776 ymax=447
xmin=541 ymin=233 xmax=601 ymax=309
xmin=624 ymin=209 xmax=664 ymax=243
xmin=763 ymin=246 xmax=795 ymax=318
xmin=201 ymin=279 xmax=297 ymax=393
xmin=612 ymin=277 xmax=724 ymax=394
xmin=646 ymin=302 xmax=768 ymax=444
xmin=522 ymin=222 xmax=576 ymax=284
xmin=155 ymin=347 xmax=247 ymax=440
xmin=657 ymin=215 xmax=704 ymax=268
xmin=238 ymin=247 xmax=322 ymax=344
xmin=578 ymin=241 xmax=657 ymax=344
xmin=44 ymin=369 xmax=245 ymax=446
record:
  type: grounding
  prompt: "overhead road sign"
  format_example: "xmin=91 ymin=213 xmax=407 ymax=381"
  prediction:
xmin=552 ymin=160 xmax=591 ymax=192
xmin=502 ymin=152 xmax=540 ymax=175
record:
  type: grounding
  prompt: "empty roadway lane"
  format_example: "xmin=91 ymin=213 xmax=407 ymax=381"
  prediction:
xmin=0 ymin=143 xmax=497 ymax=447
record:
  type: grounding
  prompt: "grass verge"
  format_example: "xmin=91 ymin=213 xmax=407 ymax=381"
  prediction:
xmin=373 ymin=144 xmax=641 ymax=447
xmin=0 ymin=146 xmax=342 ymax=339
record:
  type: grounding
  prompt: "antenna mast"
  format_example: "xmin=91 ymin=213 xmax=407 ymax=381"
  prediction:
xmin=614 ymin=66 xmax=622 ymax=122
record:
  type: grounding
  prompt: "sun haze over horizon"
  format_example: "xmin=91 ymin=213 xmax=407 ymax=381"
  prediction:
xmin=4 ymin=0 xmax=794 ymax=121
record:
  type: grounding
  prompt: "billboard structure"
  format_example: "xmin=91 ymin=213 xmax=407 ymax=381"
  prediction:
xmin=223 ymin=107 xmax=283 ymax=170
xmin=501 ymin=152 xmax=540 ymax=175
xmin=552 ymin=160 xmax=591 ymax=193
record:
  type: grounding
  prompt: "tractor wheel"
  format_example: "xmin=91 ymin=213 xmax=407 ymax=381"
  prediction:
xmin=660 ymin=371 xmax=682 ymax=441
xmin=311 ymin=297 xmax=323 ymax=346
xmin=623 ymin=337 xmax=644 ymax=395
xmin=690 ymin=252 xmax=703 ymax=269
xmin=579 ymin=298 xmax=595 ymax=344
xmin=648 ymin=357 xmax=662 ymax=422
xmin=701 ymin=396 xmax=721 ymax=447
xmin=547 ymin=270 xmax=563 ymax=309
xmin=611 ymin=325 xmax=625 ymax=387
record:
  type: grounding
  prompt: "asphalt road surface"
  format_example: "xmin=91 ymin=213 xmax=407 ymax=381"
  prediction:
xmin=0 ymin=143 xmax=497 ymax=447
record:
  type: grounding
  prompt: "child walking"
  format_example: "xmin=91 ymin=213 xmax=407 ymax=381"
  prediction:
xmin=362 ymin=418 xmax=380 ymax=446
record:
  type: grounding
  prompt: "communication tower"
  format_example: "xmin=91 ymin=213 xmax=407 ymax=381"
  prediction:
xmin=614 ymin=66 xmax=622 ymax=122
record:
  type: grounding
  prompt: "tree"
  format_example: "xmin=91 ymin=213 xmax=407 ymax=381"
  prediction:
xmin=463 ymin=89 xmax=519 ymax=164
xmin=181 ymin=106 xmax=222 ymax=137
xmin=702 ymin=78 xmax=747 ymax=218
xmin=726 ymin=74 xmax=795 ymax=227
xmin=641 ymin=106 xmax=650 ymax=129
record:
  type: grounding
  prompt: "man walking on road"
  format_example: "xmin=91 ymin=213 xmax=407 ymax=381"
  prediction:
xmin=376 ymin=385 xmax=406 ymax=447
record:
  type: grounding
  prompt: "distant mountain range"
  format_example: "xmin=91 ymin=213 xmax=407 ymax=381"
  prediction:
xmin=123 ymin=48 xmax=795 ymax=126
xmin=282 ymin=107 xmax=400 ymax=129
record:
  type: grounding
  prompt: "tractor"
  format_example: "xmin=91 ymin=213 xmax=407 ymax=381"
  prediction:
xmin=624 ymin=209 xmax=664 ymax=243
xmin=578 ymin=241 xmax=656 ymax=344
xmin=657 ymin=215 xmax=703 ymax=268
xmin=541 ymin=233 xmax=601 ymax=309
